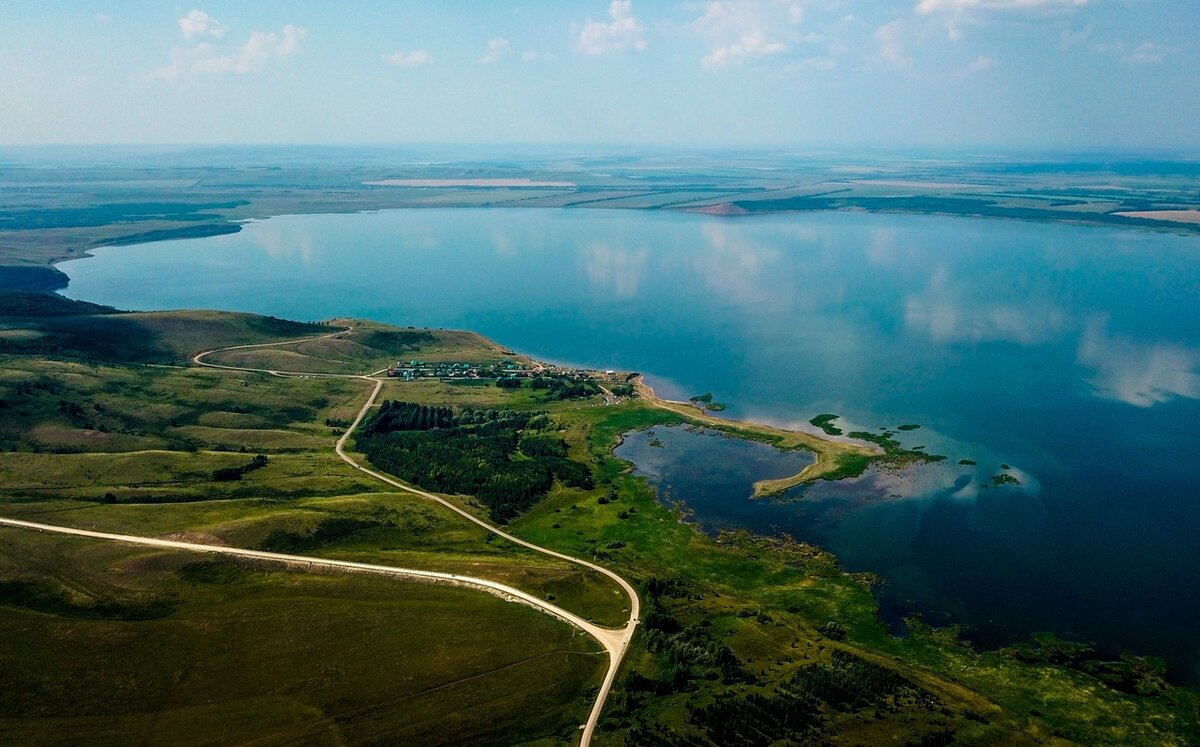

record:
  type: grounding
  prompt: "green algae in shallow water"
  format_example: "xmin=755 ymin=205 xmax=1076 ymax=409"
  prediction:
xmin=809 ymin=413 xmax=843 ymax=436
xmin=984 ymin=473 xmax=1021 ymax=488
xmin=846 ymin=430 xmax=947 ymax=465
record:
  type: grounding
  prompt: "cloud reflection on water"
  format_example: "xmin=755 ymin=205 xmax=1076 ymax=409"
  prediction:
xmin=245 ymin=217 xmax=316 ymax=265
xmin=903 ymin=267 xmax=1068 ymax=345
xmin=1078 ymin=316 xmax=1200 ymax=407
xmin=583 ymin=243 xmax=648 ymax=298
xmin=687 ymin=222 xmax=787 ymax=309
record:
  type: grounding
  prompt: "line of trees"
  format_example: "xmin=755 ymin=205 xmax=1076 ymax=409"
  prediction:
xmin=529 ymin=375 xmax=601 ymax=400
xmin=211 ymin=453 xmax=269 ymax=482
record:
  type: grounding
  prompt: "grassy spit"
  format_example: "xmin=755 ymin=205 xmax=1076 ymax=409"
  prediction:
xmin=632 ymin=379 xmax=878 ymax=496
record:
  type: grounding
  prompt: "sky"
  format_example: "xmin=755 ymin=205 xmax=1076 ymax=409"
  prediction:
xmin=0 ymin=0 xmax=1197 ymax=150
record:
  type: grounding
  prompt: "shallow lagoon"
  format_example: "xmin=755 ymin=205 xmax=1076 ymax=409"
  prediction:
xmin=60 ymin=207 xmax=1200 ymax=680
xmin=615 ymin=425 xmax=815 ymax=535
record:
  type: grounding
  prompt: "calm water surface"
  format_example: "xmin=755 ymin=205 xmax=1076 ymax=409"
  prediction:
xmin=615 ymin=425 xmax=815 ymax=534
xmin=59 ymin=208 xmax=1200 ymax=680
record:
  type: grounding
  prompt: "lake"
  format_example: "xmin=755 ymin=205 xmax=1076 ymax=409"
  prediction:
xmin=59 ymin=207 xmax=1200 ymax=681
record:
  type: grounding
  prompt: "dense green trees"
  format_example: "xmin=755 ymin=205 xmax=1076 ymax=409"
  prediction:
xmin=612 ymin=578 xmax=949 ymax=746
xmin=357 ymin=401 xmax=593 ymax=522
xmin=362 ymin=401 xmax=457 ymax=433
xmin=518 ymin=434 xmax=568 ymax=458
xmin=211 ymin=454 xmax=269 ymax=482
xmin=529 ymin=375 xmax=601 ymax=400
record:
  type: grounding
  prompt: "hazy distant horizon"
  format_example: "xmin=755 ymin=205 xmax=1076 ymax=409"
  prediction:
xmin=3 ymin=143 xmax=1199 ymax=169
xmin=1 ymin=1 xmax=1197 ymax=150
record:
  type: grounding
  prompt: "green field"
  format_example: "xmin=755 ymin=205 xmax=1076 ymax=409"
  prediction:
xmin=0 ymin=531 xmax=604 ymax=746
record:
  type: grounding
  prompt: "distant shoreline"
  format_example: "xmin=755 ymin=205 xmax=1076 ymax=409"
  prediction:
xmin=364 ymin=178 xmax=576 ymax=188
xmin=1114 ymin=209 xmax=1200 ymax=224
xmin=3 ymin=155 xmax=1199 ymax=275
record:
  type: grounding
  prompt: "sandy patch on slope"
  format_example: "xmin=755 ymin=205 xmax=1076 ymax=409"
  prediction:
xmin=163 ymin=531 xmax=229 ymax=546
xmin=1114 ymin=209 xmax=1200 ymax=224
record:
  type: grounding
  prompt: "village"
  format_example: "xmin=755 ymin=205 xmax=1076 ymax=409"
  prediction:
xmin=385 ymin=358 xmax=637 ymax=406
xmin=386 ymin=357 xmax=622 ymax=384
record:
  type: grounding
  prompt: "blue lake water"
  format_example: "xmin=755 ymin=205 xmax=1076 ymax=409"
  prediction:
xmin=614 ymin=425 xmax=816 ymax=534
xmin=58 ymin=208 xmax=1200 ymax=681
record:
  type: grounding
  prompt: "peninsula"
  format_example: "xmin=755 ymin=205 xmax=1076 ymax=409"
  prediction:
xmin=0 ymin=291 xmax=1193 ymax=745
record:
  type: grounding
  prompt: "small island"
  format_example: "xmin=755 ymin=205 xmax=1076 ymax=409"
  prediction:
xmin=689 ymin=392 xmax=729 ymax=412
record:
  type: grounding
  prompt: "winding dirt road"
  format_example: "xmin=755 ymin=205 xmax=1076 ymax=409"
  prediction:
xmin=0 ymin=328 xmax=638 ymax=746
xmin=328 ymin=374 xmax=639 ymax=740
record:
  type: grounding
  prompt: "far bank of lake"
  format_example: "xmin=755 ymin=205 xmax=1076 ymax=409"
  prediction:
xmin=59 ymin=207 xmax=1200 ymax=681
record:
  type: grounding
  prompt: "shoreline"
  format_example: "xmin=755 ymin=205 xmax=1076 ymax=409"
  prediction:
xmin=632 ymin=377 xmax=879 ymax=496
xmin=6 ymin=191 xmax=1197 ymax=279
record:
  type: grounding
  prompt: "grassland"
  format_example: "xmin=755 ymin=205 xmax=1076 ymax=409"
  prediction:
xmin=0 ymin=530 xmax=604 ymax=747
xmin=0 ymin=303 xmax=1196 ymax=745
xmin=0 ymin=310 xmax=642 ymax=743
xmin=201 ymin=319 xmax=518 ymax=375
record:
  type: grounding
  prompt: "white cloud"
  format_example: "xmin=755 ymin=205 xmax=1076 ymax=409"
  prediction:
xmin=783 ymin=56 xmax=836 ymax=72
xmin=178 ymin=9 xmax=227 ymax=39
xmin=917 ymin=0 xmax=1087 ymax=42
xmin=150 ymin=21 xmax=307 ymax=80
xmin=1060 ymin=23 xmax=1092 ymax=45
xmin=874 ymin=20 xmax=910 ymax=67
xmin=1078 ymin=317 xmax=1200 ymax=407
xmin=702 ymin=30 xmax=787 ymax=68
xmin=691 ymin=1 xmax=795 ymax=69
xmin=1123 ymin=42 xmax=1174 ymax=64
xmin=954 ymin=54 xmax=996 ymax=76
xmin=1093 ymin=40 xmax=1178 ymax=65
xmin=916 ymin=0 xmax=1088 ymax=13
xmin=383 ymin=49 xmax=433 ymax=68
xmin=574 ymin=0 xmax=647 ymax=55
xmin=969 ymin=54 xmax=996 ymax=71
xmin=481 ymin=37 xmax=511 ymax=64
xmin=206 ymin=24 xmax=306 ymax=74
xmin=521 ymin=50 xmax=553 ymax=63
